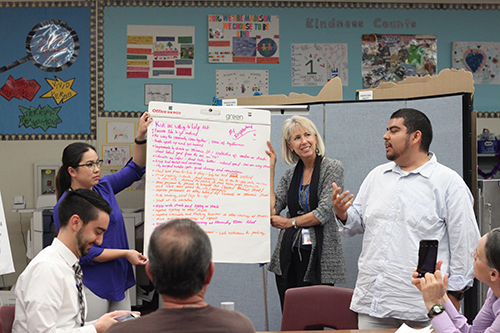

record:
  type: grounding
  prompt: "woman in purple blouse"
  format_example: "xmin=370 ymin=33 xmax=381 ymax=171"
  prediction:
xmin=53 ymin=112 xmax=152 ymax=321
xmin=412 ymin=228 xmax=500 ymax=333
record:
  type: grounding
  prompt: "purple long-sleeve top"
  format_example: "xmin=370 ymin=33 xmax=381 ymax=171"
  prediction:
xmin=432 ymin=288 xmax=500 ymax=333
xmin=53 ymin=159 xmax=145 ymax=301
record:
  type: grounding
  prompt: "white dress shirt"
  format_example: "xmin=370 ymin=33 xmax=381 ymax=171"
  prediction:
xmin=13 ymin=238 xmax=96 ymax=333
xmin=337 ymin=153 xmax=480 ymax=321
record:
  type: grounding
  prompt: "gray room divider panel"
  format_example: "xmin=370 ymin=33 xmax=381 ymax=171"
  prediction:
xmin=205 ymin=96 xmax=470 ymax=331
xmin=323 ymin=94 xmax=468 ymax=290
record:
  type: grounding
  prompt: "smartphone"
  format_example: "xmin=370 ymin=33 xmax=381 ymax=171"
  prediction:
xmin=417 ymin=239 xmax=439 ymax=278
xmin=115 ymin=313 xmax=140 ymax=322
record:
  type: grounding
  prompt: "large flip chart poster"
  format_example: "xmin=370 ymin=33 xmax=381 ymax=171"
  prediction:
xmin=0 ymin=192 xmax=15 ymax=275
xmin=144 ymin=102 xmax=271 ymax=263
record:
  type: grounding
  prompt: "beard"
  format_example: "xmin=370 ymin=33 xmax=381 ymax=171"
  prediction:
xmin=386 ymin=135 xmax=411 ymax=161
xmin=76 ymin=227 xmax=91 ymax=257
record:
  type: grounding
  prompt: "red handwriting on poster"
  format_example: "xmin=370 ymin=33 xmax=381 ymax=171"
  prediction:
xmin=0 ymin=76 xmax=40 ymax=101
xmin=149 ymin=120 xmax=269 ymax=237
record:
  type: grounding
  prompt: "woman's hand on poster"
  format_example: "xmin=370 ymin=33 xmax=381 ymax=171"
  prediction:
xmin=125 ymin=250 xmax=148 ymax=266
xmin=271 ymin=215 xmax=292 ymax=229
xmin=266 ymin=141 xmax=277 ymax=169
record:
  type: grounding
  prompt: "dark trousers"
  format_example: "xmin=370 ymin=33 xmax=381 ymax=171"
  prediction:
xmin=275 ymin=247 xmax=312 ymax=311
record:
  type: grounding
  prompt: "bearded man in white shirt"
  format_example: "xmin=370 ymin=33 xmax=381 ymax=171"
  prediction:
xmin=332 ymin=108 xmax=481 ymax=329
xmin=13 ymin=189 xmax=138 ymax=333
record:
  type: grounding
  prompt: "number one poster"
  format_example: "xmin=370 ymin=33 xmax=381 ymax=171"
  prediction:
xmin=208 ymin=14 xmax=279 ymax=63
xmin=144 ymin=102 xmax=271 ymax=263
xmin=127 ymin=25 xmax=195 ymax=79
xmin=291 ymin=43 xmax=348 ymax=86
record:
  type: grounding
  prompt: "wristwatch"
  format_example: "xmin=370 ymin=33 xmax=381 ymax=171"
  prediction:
xmin=427 ymin=304 xmax=444 ymax=318
xmin=291 ymin=218 xmax=298 ymax=229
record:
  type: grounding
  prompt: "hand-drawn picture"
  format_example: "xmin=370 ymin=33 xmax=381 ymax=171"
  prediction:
xmin=208 ymin=14 xmax=279 ymax=63
xmin=106 ymin=122 xmax=135 ymax=143
xmin=452 ymin=42 xmax=500 ymax=85
xmin=127 ymin=25 xmax=195 ymax=79
xmin=362 ymin=34 xmax=437 ymax=88
xmin=102 ymin=145 xmax=131 ymax=167
xmin=291 ymin=43 xmax=348 ymax=87
xmin=144 ymin=84 xmax=172 ymax=105
xmin=216 ymin=70 xmax=268 ymax=98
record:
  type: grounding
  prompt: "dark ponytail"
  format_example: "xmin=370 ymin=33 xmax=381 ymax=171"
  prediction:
xmin=55 ymin=142 xmax=97 ymax=200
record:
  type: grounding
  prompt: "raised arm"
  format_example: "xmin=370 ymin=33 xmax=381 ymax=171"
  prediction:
xmin=266 ymin=141 xmax=277 ymax=216
xmin=132 ymin=112 xmax=153 ymax=168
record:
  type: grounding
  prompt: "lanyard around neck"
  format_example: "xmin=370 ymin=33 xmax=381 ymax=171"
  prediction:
xmin=299 ymin=174 xmax=311 ymax=213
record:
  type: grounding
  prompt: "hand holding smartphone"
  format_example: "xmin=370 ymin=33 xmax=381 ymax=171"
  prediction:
xmin=417 ymin=239 xmax=438 ymax=278
xmin=115 ymin=313 xmax=140 ymax=322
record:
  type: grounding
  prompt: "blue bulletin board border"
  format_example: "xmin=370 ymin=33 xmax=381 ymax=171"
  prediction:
xmin=0 ymin=1 xmax=96 ymax=140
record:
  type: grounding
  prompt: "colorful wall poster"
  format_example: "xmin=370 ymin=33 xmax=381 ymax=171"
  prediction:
xmin=362 ymin=34 xmax=437 ymax=88
xmin=216 ymin=70 xmax=268 ymax=98
xmin=452 ymin=42 xmax=500 ymax=85
xmin=127 ymin=25 xmax=195 ymax=79
xmin=208 ymin=14 xmax=279 ymax=64
xmin=102 ymin=145 xmax=131 ymax=167
xmin=291 ymin=43 xmax=348 ymax=87
xmin=106 ymin=122 xmax=135 ymax=143
xmin=0 ymin=10 xmax=92 ymax=139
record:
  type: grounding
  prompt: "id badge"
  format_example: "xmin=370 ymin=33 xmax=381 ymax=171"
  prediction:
xmin=302 ymin=228 xmax=312 ymax=245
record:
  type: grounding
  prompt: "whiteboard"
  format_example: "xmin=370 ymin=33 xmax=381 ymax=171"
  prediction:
xmin=144 ymin=102 xmax=271 ymax=263
xmin=0 ymin=191 xmax=15 ymax=275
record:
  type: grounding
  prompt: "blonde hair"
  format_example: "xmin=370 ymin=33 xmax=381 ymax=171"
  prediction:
xmin=281 ymin=116 xmax=325 ymax=164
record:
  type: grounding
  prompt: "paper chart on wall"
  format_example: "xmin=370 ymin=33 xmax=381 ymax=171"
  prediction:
xmin=126 ymin=25 xmax=195 ymax=79
xmin=452 ymin=42 xmax=500 ymax=85
xmin=208 ymin=14 xmax=279 ymax=63
xmin=291 ymin=43 xmax=348 ymax=86
xmin=0 ymin=192 xmax=15 ymax=276
xmin=144 ymin=102 xmax=271 ymax=263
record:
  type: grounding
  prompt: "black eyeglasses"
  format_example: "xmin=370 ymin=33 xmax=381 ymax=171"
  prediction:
xmin=76 ymin=160 xmax=103 ymax=170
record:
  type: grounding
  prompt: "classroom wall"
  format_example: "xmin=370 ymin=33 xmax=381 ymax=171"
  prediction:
xmin=0 ymin=0 xmax=498 ymax=326
xmin=103 ymin=4 xmax=500 ymax=112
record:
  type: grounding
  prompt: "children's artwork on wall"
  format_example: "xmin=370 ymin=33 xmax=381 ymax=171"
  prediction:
xmin=127 ymin=25 xmax=195 ymax=79
xmin=106 ymin=122 xmax=135 ymax=143
xmin=102 ymin=145 xmax=131 ymax=167
xmin=0 ymin=9 xmax=92 ymax=140
xmin=216 ymin=70 xmax=268 ymax=98
xmin=452 ymin=42 xmax=500 ymax=85
xmin=144 ymin=84 xmax=172 ymax=105
xmin=291 ymin=43 xmax=348 ymax=87
xmin=361 ymin=34 xmax=437 ymax=89
xmin=208 ymin=14 xmax=279 ymax=63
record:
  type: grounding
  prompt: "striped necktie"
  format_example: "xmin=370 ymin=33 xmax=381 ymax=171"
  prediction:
xmin=73 ymin=263 xmax=85 ymax=326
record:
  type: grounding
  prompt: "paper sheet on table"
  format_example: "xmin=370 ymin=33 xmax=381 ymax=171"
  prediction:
xmin=396 ymin=323 xmax=433 ymax=333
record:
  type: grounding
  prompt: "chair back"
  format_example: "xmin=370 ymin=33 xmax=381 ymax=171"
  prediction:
xmin=0 ymin=305 xmax=15 ymax=333
xmin=281 ymin=285 xmax=358 ymax=331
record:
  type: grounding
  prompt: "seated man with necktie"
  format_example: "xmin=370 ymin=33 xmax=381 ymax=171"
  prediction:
xmin=13 ymin=189 xmax=139 ymax=333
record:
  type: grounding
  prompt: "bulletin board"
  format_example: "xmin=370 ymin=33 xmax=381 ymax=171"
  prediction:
xmin=0 ymin=3 xmax=93 ymax=140
xmin=144 ymin=102 xmax=271 ymax=263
